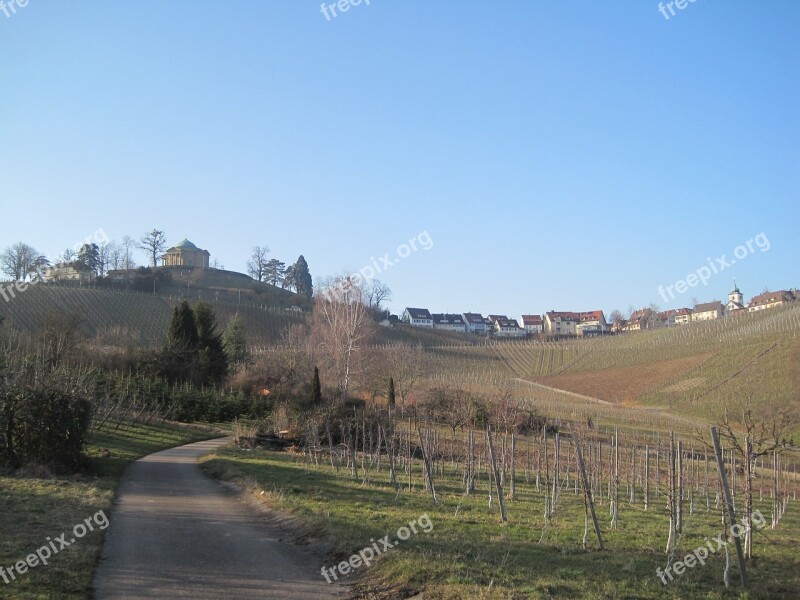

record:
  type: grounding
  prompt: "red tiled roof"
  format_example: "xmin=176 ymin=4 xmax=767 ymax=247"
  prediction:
xmin=579 ymin=310 xmax=604 ymax=322
xmin=521 ymin=314 xmax=543 ymax=325
xmin=748 ymin=290 xmax=794 ymax=307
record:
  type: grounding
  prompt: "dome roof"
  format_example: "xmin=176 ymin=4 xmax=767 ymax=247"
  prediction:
xmin=176 ymin=239 xmax=198 ymax=249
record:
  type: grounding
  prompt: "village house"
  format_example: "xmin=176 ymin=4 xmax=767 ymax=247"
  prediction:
xmin=44 ymin=262 xmax=91 ymax=284
xmin=520 ymin=314 xmax=544 ymax=335
xmin=692 ymin=301 xmax=724 ymax=322
xmin=673 ymin=308 xmax=692 ymax=325
xmin=576 ymin=310 xmax=608 ymax=337
xmin=431 ymin=313 xmax=467 ymax=332
xmin=657 ymin=308 xmax=695 ymax=327
xmin=544 ymin=311 xmax=580 ymax=336
xmin=402 ymin=307 xmax=434 ymax=328
xmin=462 ymin=312 xmax=489 ymax=334
xmin=747 ymin=290 xmax=797 ymax=312
xmin=492 ymin=317 xmax=525 ymax=338
xmin=622 ymin=308 xmax=661 ymax=332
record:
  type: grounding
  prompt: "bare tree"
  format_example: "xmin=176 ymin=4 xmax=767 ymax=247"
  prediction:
xmin=258 ymin=324 xmax=312 ymax=402
xmin=247 ymin=246 xmax=270 ymax=281
xmin=707 ymin=397 xmax=798 ymax=558
xmin=609 ymin=309 xmax=625 ymax=325
xmin=423 ymin=386 xmax=472 ymax=435
xmin=384 ymin=343 xmax=426 ymax=414
xmin=365 ymin=279 xmax=392 ymax=310
xmin=0 ymin=243 xmax=48 ymax=281
xmin=97 ymin=241 xmax=112 ymax=278
xmin=61 ymin=248 xmax=76 ymax=263
xmin=137 ymin=230 xmax=167 ymax=267
xmin=311 ymin=275 xmax=373 ymax=403
xmin=121 ymin=236 xmax=137 ymax=270
xmin=107 ymin=242 xmax=122 ymax=271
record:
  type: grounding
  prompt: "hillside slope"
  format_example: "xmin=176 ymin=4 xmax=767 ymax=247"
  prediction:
xmin=483 ymin=304 xmax=800 ymax=418
xmin=0 ymin=284 xmax=305 ymax=346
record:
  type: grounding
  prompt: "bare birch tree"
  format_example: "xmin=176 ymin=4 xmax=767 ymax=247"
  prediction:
xmin=312 ymin=276 xmax=373 ymax=403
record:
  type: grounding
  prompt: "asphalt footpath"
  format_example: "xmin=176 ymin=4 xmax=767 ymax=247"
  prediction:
xmin=93 ymin=438 xmax=347 ymax=599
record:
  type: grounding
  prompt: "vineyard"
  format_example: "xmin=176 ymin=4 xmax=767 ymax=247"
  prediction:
xmin=0 ymin=284 xmax=306 ymax=346
xmin=414 ymin=304 xmax=800 ymax=423
xmin=207 ymin=408 xmax=800 ymax=599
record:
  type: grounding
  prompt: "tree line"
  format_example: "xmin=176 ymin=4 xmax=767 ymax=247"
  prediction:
xmin=0 ymin=230 xmax=315 ymax=299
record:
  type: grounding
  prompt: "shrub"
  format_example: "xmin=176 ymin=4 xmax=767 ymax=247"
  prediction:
xmin=3 ymin=387 xmax=92 ymax=472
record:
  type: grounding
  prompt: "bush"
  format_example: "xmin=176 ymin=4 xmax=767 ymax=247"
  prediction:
xmin=2 ymin=387 xmax=92 ymax=472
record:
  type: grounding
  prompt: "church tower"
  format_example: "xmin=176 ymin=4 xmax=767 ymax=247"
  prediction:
xmin=726 ymin=280 xmax=744 ymax=314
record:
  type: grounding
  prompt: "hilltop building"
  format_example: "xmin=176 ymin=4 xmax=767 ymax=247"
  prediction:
xmin=463 ymin=312 xmax=489 ymax=334
xmin=748 ymin=289 xmax=797 ymax=312
xmin=161 ymin=239 xmax=210 ymax=269
xmin=403 ymin=307 xmax=434 ymax=328
xmin=431 ymin=313 xmax=467 ymax=332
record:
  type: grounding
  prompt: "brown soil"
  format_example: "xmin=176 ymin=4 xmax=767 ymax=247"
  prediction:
xmin=534 ymin=353 xmax=714 ymax=404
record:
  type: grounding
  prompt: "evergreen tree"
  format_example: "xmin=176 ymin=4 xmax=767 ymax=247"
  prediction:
xmin=387 ymin=376 xmax=396 ymax=408
xmin=193 ymin=302 xmax=228 ymax=384
xmin=223 ymin=313 xmax=249 ymax=366
xmin=168 ymin=301 xmax=198 ymax=351
xmin=312 ymin=366 xmax=322 ymax=405
xmin=282 ymin=264 xmax=296 ymax=290
xmin=76 ymin=243 xmax=100 ymax=276
xmin=264 ymin=259 xmax=286 ymax=287
xmin=292 ymin=255 xmax=313 ymax=298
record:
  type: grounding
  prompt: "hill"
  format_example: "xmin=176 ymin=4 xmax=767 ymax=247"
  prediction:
xmin=0 ymin=282 xmax=306 ymax=347
xmin=481 ymin=303 xmax=800 ymax=419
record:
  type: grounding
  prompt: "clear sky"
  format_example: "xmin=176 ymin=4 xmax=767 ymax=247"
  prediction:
xmin=1 ymin=1 xmax=798 ymax=318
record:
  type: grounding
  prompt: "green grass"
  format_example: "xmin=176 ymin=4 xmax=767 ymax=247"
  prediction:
xmin=202 ymin=446 xmax=800 ymax=599
xmin=0 ymin=420 xmax=220 ymax=599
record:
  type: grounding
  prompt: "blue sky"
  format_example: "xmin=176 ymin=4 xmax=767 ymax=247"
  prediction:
xmin=1 ymin=1 xmax=798 ymax=317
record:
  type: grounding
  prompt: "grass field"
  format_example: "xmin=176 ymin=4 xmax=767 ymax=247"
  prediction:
xmin=0 ymin=421 xmax=219 ymax=599
xmin=202 ymin=445 xmax=800 ymax=599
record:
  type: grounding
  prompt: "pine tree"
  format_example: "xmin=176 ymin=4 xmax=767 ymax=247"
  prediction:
xmin=387 ymin=376 xmax=396 ymax=408
xmin=193 ymin=302 xmax=228 ymax=384
xmin=76 ymin=243 xmax=100 ymax=277
xmin=264 ymin=259 xmax=286 ymax=287
xmin=292 ymin=255 xmax=313 ymax=298
xmin=223 ymin=313 xmax=249 ymax=366
xmin=168 ymin=301 xmax=198 ymax=351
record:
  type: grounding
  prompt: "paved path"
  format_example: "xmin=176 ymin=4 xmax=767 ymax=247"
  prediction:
xmin=93 ymin=438 xmax=346 ymax=599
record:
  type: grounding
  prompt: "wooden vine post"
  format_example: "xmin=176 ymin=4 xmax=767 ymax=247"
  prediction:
xmin=486 ymin=425 xmax=508 ymax=522
xmin=710 ymin=426 xmax=748 ymax=588
xmin=572 ymin=431 xmax=604 ymax=550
